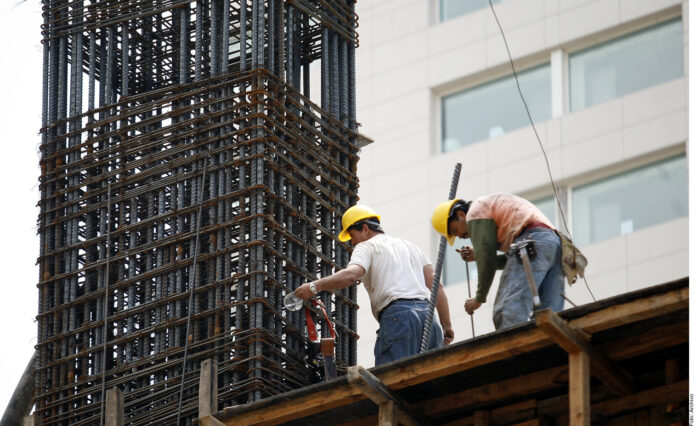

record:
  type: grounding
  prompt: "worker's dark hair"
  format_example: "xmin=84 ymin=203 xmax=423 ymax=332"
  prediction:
xmin=349 ymin=217 xmax=384 ymax=234
xmin=447 ymin=200 xmax=471 ymax=229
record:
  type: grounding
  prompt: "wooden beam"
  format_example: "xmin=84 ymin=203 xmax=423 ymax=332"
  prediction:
xmin=417 ymin=320 xmax=686 ymax=418
xmin=378 ymin=401 xmax=398 ymax=426
xmin=568 ymin=351 xmax=590 ymax=426
xmin=592 ymin=380 xmax=688 ymax=417
xmin=199 ymin=359 xmax=219 ymax=418
xmin=214 ymin=287 xmax=686 ymax=425
xmin=417 ymin=365 xmax=567 ymax=417
xmin=21 ymin=414 xmax=42 ymax=426
xmin=599 ymin=321 xmax=687 ymax=360
xmin=570 ymin=286 xmax=687 ymax=334
xmin=440 ymin=400 xmax=538 ymax=426
xmin=511 ymin=420 xmax=542 ymax=426
xmin=536 ymin=309 xmax=634 ymax=395
xmin=198 ymin=415 xmax=226 ymax=426
xmin=347 ymin=365 xmax=433 ymax=426
xmin=105 ymin=387 xmax=124 ymax=426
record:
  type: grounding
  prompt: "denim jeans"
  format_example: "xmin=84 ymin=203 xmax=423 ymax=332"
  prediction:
xmin=374 ymin=299 xmax=443 ymax=366
xmin=492 ymin=227 xmax=564 ymax=330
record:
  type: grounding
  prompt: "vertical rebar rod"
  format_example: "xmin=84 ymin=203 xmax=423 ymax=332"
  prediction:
xmin=99 ymin=180 xmax=113 ymax=426
xmin=176 ymin=156 xmax=209 ymax=426
xmin=420 ymin=163 xmax=462 ymax=353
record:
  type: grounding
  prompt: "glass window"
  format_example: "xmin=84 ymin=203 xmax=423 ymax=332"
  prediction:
xmin=572 ymin=155 xmax=687 ymax=246
xmin=442 ymin=64 xmax=551 ymax=152
xmin=569 ymin=19 xmax=684 ymax=111
xmin=440 ymin=0 xmax=502 ymax=22
xmin=443 ymin=237 xmax=478 ymax=286
xmin=532 ymin=195 xmax=556 ymax=227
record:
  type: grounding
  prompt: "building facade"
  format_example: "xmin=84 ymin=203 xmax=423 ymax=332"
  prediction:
xmin=353 ymin=0 xmax=689 ymax=366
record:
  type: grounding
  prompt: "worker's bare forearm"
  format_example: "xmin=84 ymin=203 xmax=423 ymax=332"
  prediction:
xmin=315 ymin=265 xmax=364 ymax=292
xmin=435 ymin=286 xmax=452 ymax=328
xmin=423 ymin=264 xmax=453 ymax=329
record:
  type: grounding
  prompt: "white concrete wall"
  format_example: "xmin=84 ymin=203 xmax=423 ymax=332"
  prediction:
xmin=353 ymin=0 xmax=689 ymax=367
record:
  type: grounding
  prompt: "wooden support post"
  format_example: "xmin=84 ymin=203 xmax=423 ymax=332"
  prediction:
xmin=535 ymin=308 xmax=633 ymax=395
xmin=199 ymin=359 xmax=219 ymax=418
xmin=22 ymin=414 xmax=42 ymax=426
xmin=569 ymin=351 xmax=590 ymax=426
xmin=105 ymin=387 xmax=124 ymax=426
xmin=664 ymin=358 xmax=681 ymax=416
xmin=378 ymin=401 xmax=399 ymax=426
xmin=347 ymin=365 xmax=433 ymax=426
xmin=473 ymin=410 xmax=491 ymax=425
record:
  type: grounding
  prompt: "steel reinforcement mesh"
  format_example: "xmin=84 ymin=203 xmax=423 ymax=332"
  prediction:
xmin=36 ymin=0 xmax=359 ymax=424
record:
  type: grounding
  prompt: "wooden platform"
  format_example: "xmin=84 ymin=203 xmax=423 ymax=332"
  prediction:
xmin=203 ymin=278 xmax=689 ymax=425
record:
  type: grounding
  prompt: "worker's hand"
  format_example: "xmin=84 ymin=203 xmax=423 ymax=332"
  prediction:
xmin=464 ymin=298 xmax=482 ymax=315
xmin=442 ymin=324 xmax=454 ymax=345
xmin=294 ymin=282 xmax=314 ymax=300
xmin=456 ymin=246 xmax=475 ymax=262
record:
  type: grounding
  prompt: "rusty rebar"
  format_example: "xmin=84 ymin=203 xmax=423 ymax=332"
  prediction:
xmin=37 ymin=2 xmax=360 ymax=419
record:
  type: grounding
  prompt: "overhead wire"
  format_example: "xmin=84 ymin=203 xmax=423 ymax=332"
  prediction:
xmin=486 ymin=0 xmax=595 ymax=303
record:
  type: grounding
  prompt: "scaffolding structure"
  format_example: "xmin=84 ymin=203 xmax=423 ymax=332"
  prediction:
xmin=36 ymin=1 xmax=360 ymax=424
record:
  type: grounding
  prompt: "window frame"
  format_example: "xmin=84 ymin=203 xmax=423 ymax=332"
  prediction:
xmin=521 ymin=147 xmax=687 ymax=247
xmin=434 ymin=59 xmax=553 ymax=155
xmin=567 ymin=17 xmax=685 ymax=112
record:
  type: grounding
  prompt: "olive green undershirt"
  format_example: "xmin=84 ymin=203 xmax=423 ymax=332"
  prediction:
xmin=468 ymin=218 xmax=507 ymax=303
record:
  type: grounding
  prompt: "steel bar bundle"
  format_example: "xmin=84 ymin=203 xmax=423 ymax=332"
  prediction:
xmin=36 ymin=1 xmax=359 ymax=424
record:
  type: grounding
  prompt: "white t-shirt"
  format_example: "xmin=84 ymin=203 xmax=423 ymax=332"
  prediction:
xmin=348 ymin=234 xmax=432 ymax=320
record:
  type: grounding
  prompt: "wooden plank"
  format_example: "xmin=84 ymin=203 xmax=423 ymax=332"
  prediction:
xmin=105 ymin=387 xmax=124 ymax=426
xmin=199 ymin=415 xmax=226 ymax=426
xmin=199 ymin=359 xmax=219 ymax=418
xmin=347 ymin=366 xmax=432 ymax=426
xmin=22 ymin=414 xmax=42 ymax=426
xmin=536 ymin=309 xmax=634 ymax=395
xmin=420 ymin=319 xmax=687 ymax=419
xmin=592 ymin=380 xmax=688 ymax=417
xmin=215 ymin=287 xmax=687 ymax=425
xmin=511 ymin=420 xmax=541 ymax=426
xmin=441 ymin=400 xmax=538 ymax=426
xmin=598 ymin=321 xmax=687 ymax=360
xmin=569 ymin=286 xmax=688 ymax=334
xmin=417 ymin=365 xmax=567 ymax=417
xmin=342 ymin=319 xmax=687 ymax=426
xmin=568 ymin=351 xmax=590 ymax=426
xmin=378 ymin=401 xmax=398 ymax=426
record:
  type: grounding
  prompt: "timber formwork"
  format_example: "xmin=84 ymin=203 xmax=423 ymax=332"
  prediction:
xmin=36 ymin=1 xmax=360 ymax=425
xmin=209 ymin=279 xmax=690 ymax=426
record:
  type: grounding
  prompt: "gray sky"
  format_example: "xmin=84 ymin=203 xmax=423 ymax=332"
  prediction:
xmin=0 ymin=0 xmax=43 ymax=415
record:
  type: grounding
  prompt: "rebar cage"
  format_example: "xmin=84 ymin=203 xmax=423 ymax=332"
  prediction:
xmin=36 ymin=0 xmax=359 ymax=424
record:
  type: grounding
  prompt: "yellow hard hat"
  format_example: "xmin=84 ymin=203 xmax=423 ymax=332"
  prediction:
xmin=339 ymin=205 xmax=381 ymax=242
xmin=431 ymin=199 xmax=460 ymax=246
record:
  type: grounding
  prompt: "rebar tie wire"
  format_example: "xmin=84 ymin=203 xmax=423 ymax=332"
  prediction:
xmin=176 ymin=154 xmax=210 ymax=425
xmin=487 ymin=0 xmax=595 ymax=302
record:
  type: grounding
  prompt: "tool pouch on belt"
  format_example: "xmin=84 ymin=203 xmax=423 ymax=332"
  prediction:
xmin=555 ymin=231 xmax=588 ymax=286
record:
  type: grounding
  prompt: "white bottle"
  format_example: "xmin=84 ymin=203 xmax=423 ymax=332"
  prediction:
xmin=283 ymin=291 xmax=303 ymax=311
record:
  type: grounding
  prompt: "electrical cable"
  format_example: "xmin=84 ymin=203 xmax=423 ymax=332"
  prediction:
xmin=487 ymin=0 xmax=596 ymax=302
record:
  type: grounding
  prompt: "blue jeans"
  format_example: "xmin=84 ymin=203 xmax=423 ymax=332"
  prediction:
xmin=374 ymin=299 xmax=443 ymax=366
xmin=492 ymin=228 xmax=564 ymax=330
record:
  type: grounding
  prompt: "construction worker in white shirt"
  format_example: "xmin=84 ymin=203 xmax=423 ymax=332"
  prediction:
xmin=295 ymin=205 xmax=454 ymax=365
